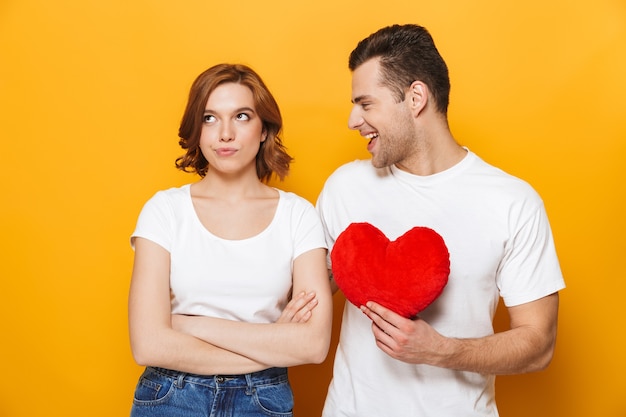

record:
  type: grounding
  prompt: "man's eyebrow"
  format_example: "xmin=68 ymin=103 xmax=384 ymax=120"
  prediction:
xmin=352 ymin=95 xmax=371 ymax=104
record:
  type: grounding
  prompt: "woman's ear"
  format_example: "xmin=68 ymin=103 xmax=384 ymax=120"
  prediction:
xmin=261 ymin=129 xmax=267 ymax=142
xmin=408 ymin=81 xmax=428 ymax=115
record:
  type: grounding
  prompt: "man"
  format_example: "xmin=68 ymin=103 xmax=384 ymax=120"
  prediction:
xmin=316 ymin=24 xmax=565 ymax=416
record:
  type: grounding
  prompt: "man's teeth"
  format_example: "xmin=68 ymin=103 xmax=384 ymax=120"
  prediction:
xmin=365 ymin=133 xmax=379 ymax=140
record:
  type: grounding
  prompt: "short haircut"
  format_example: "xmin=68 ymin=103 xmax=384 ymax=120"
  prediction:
xmin=349 ymin=24 xmax=451 ymax=114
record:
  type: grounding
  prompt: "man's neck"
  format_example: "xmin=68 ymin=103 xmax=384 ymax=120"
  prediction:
xmin=396 ymin=128 xmax=467 ymax=176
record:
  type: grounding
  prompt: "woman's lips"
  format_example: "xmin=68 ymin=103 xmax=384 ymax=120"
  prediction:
xmin=215 ymin=147 xmax=238 ymax=157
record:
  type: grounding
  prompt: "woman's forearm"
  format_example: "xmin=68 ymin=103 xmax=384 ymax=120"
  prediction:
xmin=130 ymin=324 xmax=271 ymax=375
xmin=171 ymin=314 xmax=330 ymax=367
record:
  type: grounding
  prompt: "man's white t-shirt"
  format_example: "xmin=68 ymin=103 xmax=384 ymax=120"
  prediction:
xmin=317 ymin=150 xmax=565 ymax=416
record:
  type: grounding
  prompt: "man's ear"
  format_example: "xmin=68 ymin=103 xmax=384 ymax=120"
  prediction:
xmin=408 ymin=81 xmax=428 ymax=116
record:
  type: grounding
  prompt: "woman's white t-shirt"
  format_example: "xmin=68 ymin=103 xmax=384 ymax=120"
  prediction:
xmin=132 ymin=184 xmax=327 ymax=323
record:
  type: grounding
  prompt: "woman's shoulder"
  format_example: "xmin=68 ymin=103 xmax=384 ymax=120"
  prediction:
xmin=141 ymin=184 xmax=191 ymax=213
xmin=150 ymin=183 xmax=190 ymax=201
xmin=274 ymin=188 xmax=313 ymax=207
xmin=273 ymin=189 xmax=324 ymax=237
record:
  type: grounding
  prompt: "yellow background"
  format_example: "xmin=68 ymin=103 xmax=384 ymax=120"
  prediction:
xmin=1 ymin=0 xmax=624 ymax=416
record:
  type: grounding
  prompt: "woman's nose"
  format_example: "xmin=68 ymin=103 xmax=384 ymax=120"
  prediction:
xmin=220 ymin=122 xmax=234 ymax=142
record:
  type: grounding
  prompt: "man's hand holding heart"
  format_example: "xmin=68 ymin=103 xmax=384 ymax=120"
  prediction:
xmin=331 ymin=222 xmax=452 ymax=364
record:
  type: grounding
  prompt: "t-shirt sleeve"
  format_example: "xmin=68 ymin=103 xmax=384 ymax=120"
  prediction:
xmin=315 ymin=165 xmax=357 ymax=269
xmin=292 ymin=197 xmax=328 ymax=260
xmin=497 ymin=202 xmax=565 ymax=306
xmin=130 ymin=191 xmax=174 ymax=252
xmin=315 ymin=185 xmax=336 ymax=269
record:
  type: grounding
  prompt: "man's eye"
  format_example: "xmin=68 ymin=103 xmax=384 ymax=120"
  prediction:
xmin=236 ymin=113 xmax=250 ymax=121
xmin=203 ymin=115 xmax=216 ymax=123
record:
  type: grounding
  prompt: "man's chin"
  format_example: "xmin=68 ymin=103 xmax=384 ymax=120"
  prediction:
xmin=369 ymin=157 xmax=388 ymax=169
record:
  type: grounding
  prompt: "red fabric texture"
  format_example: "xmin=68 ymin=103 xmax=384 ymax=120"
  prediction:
xmin=331 ymin=222 xmax=450 ymax=318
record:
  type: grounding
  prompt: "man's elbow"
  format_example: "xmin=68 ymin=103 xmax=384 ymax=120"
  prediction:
xmin=534 ymin=345 xmax=556 ymax=372
xmin=525 ymin=338 xmax=557 ymax=373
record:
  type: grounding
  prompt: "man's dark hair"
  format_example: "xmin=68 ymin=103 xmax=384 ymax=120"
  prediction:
xmin=349 ymin=24 xmax=451 ymax=114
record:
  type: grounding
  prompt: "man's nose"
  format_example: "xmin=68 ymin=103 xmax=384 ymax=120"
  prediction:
xmin=348 ymin=107 xmax=364 ymax=130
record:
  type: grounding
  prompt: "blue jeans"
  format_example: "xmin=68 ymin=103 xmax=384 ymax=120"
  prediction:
xmin=130 ymin=366 xmax=293 ymax=417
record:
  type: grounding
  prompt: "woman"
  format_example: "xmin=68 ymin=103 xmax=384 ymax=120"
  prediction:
xmin=128 ymin=63 xmax=332 ymax=416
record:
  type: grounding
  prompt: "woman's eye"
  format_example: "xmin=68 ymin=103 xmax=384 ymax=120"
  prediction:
xmin=236 ymin=113 xmax=250 ymax=121
xmin=203 ymin=114 xmax=216 ymax=123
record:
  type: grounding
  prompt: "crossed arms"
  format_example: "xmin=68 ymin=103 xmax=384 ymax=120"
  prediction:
xmin=128 ymin=237 xmax=332 ymax=375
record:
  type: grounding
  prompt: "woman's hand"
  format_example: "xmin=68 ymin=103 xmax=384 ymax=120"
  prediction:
xmin=276 ymin=291 xmax=318 ymax=324
xmin=171 ymin=291 xmax=319 ymax=337
xmin=168 ymin=250 xmax=332 ymax=368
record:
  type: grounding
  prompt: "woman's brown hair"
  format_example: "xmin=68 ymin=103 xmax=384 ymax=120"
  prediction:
xmin=175 ymin=64 xmax=292 ymax=182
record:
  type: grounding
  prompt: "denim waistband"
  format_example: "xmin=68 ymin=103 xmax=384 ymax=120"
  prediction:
xmin=148 ymin=366 xmax=288 ymax=388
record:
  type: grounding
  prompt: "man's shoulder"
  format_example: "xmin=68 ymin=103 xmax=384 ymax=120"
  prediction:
xmin=332 ymin=158 xmax=373 ymax=173
xmin=464 ymin=150 xmax=530 ymax=185
xmin=326 ymin=159 xmax=386 ymax=182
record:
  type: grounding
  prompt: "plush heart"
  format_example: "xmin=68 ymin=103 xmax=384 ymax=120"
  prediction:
xmin=331 ymin=222 xmax=450 ymax=319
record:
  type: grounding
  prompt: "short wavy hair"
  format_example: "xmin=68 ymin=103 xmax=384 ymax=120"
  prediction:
xmin=175 ymin=64 xmax=292 ymax=182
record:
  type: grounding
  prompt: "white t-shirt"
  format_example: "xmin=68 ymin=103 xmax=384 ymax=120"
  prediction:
xmin=317 ymin=150 xmax=565 ymax=416
xmin=132 ymin=184 xmax=327 ymax=323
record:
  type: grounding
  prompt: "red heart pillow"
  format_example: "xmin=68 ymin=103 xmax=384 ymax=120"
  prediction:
xmin=331 ymin=222 xmax=450 ymax=318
